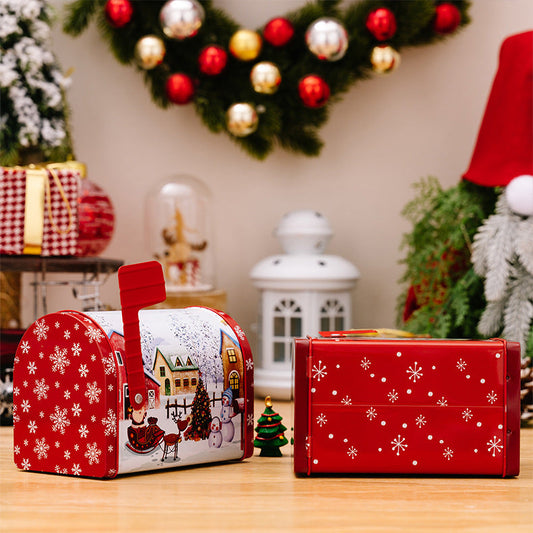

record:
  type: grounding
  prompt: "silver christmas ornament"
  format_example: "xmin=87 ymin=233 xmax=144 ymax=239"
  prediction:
xmin=305 ymin=17 xmax=349 ymax=61
xmin=160 ymin=0 xmax=205 ymax=40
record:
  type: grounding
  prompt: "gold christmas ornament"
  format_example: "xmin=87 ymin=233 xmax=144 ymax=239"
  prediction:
xmin=160 ymin=0 xmax=204 ymax=40
xmin=250 ymin=61 xmax=281 ymax=94
xmin=134 ymin=35 xmax=166 ymax=69
xmin=370 ymin=45 xmax=401 ymax=73
xmin=226 ymin=103 xmax=259 ymax=137
xmin=229 ymin=29 xmax=262 ymax=61
xmin=305 ymin=17 xmax=349 ymax=61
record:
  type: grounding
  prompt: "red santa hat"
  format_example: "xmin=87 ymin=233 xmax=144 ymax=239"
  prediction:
xmin=462 ymin=30 xmax=533 ymax=189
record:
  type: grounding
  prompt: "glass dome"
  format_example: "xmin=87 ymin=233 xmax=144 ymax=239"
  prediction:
xmin=146 ymin=174 xmax=214 ymax=292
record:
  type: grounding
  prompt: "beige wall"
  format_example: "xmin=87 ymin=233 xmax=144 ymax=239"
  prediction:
xmin=22 ymin=1 xmax=533 ymax=353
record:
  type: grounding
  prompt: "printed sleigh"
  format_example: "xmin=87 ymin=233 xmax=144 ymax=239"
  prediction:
xmin=293 ymin=334 xmax=521 ymax=477
xmin=13 ymin=262 xmax=254 ymax=478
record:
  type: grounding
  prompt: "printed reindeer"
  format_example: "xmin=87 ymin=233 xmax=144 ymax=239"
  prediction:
xmin=161 ymin=413 xmax=190 ymax=462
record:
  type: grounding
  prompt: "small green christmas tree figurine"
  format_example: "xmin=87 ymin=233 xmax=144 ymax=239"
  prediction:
xmin=254 ymin=396 xmax=288 ymax=457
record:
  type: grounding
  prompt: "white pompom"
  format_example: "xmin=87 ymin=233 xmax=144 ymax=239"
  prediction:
xmin=505 ymin=175 xmax=533 ymax=216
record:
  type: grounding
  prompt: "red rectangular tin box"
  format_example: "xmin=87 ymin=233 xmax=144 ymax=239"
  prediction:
xmin=13 ymin=262 xmax=254 ymax=478
xmin=293 ymin=335 xmax=521 ymax=477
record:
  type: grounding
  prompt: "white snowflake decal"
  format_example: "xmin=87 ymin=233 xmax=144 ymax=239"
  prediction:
xmin=341 ymin=396 xmax=352 ymax=406
xmin=85 ymin=381 xmax=102 ymax=404
xmin=456 ymin=358 xmax=467 ymax=371
xmin=312 ymin=360 xmax=328 ymax=382
xmin=462 ymin=408 xmax=473 ymax=421
xmin=415 ymin=414 xmax=426 ymax=428
xmin=246 ymin=358 xmax=254 ymax=371
xmin=78 ymin=364 xmax=89 ymax=378
xmin=27 ymin=361 xmax=37 ymax=375
xmin=443 ymin=447 xmax=454 ymax=460
xmin=388 ymin=389 xmax=399 ymax=403
xmin=50 ymin=406 xmax=71 ymax=434
xmin=85 ymin=442 xmax=102 ymax=465
xmin=28 ymin=420 xmax=38 ymax=434
xmin=79 ymin=425 xmax=89 ymax=438
xmin=21 ymin=458 xmax=31 ymax=470
xmin=71 ymin=403 xmax=82 ymax=417
xmin=316 ymin=413 xmax=327 ymax=427
xmin=64 ymin=450 xmax=71 ymax=460
xmin=437 ymin=397 xmax=448 ymax=407
xmin=360 ymin=357 xmax=371 ymax=370
xmin=33 ymin=378 xmax=49 ymax=400
xmin=72 ymin=464 xmax=82 ymax=476
xmin=33 ymin=438 xmax=49 ymax=460
xmin=50 ymin=346 xmax=70 ymax=374
xmin=21 ymin=400 xmax=31 ymax=413
xmin=20 ymin=340 xmax=30 ymax=354
xmin=101 ymin=409 xmax=117 ymax=437
xmin=247 ymin=413 xmax=254 ymax=426
xmin=406 ymin=361 xmax=423 ymax=383
xmin=84 ymin=326 xmax=104 ymax=344
xmin=102 ymin=353 xmax=116 ymax=376
xmin=366 ymin=407 xmax=377 ymax=420
xmin=71 ymin=343 xmax=82 ymax=357
xmin=33 ymin=319 xmax=49 ymax=341
xmin=347 ymin=446 xmax=358 ymax=459
xmin=487 ymin=390 xmax=498 ymax=405
xmin=391 ymin=434 xmax=408 ymax=456
xmin=487 ymin=436 xmax=503 ymax=457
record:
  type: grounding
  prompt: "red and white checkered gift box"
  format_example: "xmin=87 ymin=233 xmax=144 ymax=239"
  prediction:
xmin=0 ymin=165 xmax=80 ymax=256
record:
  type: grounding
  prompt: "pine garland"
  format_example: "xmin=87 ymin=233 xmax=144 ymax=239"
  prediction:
xmin=62 ymin=0 xmax=471 ymax=160
xmin=397 ymin=177 xmax=497 ymax=339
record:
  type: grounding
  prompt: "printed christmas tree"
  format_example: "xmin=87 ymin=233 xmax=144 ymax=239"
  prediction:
xmin=184 ymin=377 xmax=212 ymax=441
xmin=254 ymin=396 xmax=288 ymax=457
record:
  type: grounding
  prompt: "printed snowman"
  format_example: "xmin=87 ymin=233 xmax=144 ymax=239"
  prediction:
xmin=208 ymin=417 xmax=223 ymax=448
xmin=220 ymin=387 xmax=235 ymax=443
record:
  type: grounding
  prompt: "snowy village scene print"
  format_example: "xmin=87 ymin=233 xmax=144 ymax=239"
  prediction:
xmin=86 ymin=308 xmax=249 ymax=475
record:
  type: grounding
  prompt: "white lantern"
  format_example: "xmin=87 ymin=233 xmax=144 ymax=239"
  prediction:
xmin=250 ymin=210 xmax=359 ymax=399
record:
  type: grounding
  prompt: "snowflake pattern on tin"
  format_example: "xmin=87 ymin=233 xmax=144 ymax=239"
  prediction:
xmin=347 ymin=446 xmax=358 ymax=459
xmin=312 ymin=360 xmax=327 ymax=382
xmin=387 ymin=389 xmax=399 ymax=403
xmin=33 ymin=319 xmax=50 ymax=341
xmin=49 ymin=346 xmax=70 ymax=374
xmin=462 ymin=408 xmax=473 ymax=421
xmin=487 ymin=390 xmax=498 ymax=405
xmin=415 ymin=414 xmax=426 ymax=428
xmin=487 ymin=436 xmax=503 ymax=457
xmin=456 ymin=358 xmax=467 ymax=371
xmin=391 ymin=435 xmax=408 ymax=456
xmin=366 ymin=407 xmax=377 ymax=420
xmin=316 ymin=413 xmax=327 ymax=427
xmin=360 ymin=357 xmax=371 ymax=370
xmin=406 ymin=362 xmax=423 ymax=383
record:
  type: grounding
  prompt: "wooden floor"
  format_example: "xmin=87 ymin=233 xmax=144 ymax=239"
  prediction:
xmin=1 ymin=401 xmax=532 ymax=532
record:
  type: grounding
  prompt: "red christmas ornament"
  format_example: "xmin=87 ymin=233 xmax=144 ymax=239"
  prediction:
xmin=433 ymin=3 xmax=461 ymax=35
xmin=298 ymin=75 xmax=330 ymax=108
xmin=366 ymin=8 xmax=397 ymax=41
xmin=165 ymin=73 xmax=195 ymax=104
xmin=198 ymin=45 xmax=228 ymax=76
xmin=77 ymin=179 xmax=115 ymax=256
xmin=104 ymin=0 xmax=133 ymax=28
xmin=263 ymin=17 xmax=295 ymax=47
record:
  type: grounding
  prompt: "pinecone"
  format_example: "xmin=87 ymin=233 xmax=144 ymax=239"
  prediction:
xmin=521 ymin=357 xmax=533 ymax=426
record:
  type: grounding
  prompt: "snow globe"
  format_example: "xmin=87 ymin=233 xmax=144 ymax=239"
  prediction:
xmin=146 ymin=175 xmax=226 ymax=310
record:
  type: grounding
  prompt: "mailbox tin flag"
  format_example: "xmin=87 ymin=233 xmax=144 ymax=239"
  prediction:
xmin=293 ymin=335 xmax=520 ymax=477
xmin=13 ymin=262 xmax=254 ymax=478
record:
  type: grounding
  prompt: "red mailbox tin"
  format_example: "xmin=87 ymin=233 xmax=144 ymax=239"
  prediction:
xmin=13 ymin=262 xmax=254 ymax=478
xmin=293 ymin=334 xmax=521 ymax=477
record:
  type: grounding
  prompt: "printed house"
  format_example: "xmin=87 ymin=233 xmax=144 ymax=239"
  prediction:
xmin=108 ymin=331 xmax=161 ymax=419
xmin=153 ymin=347 xmax=200 ymax=396
xmin=220 ymin=331 xmax=244 ymax=399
